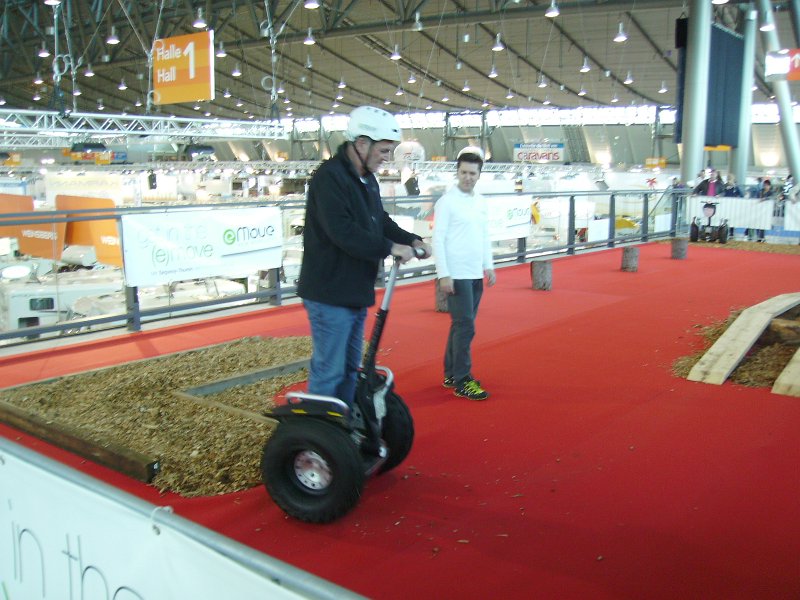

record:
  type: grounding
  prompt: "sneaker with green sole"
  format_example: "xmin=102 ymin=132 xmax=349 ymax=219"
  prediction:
xmin=454 ymin=378 xmax=489 ymax=400
xmin=444 ymin=375 xmax=480 ymax=388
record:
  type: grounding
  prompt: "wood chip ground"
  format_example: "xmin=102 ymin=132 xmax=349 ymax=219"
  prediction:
xmin=0 ymin=336 xmax=311 ymax=497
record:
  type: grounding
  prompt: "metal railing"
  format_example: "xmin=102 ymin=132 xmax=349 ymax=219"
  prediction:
xmin=0 ymin=188 xmax=687 ymax=347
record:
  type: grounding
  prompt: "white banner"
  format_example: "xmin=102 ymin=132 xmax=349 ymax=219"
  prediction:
xmin=691 ymin=196 xmax=773 ymax=230
xmin=121 ymin=207 xmax=283 ymax=287
xmin=784 ymin=200 xmax=800 ymax=232
xmin=0 ymin=439 xmax=359 ymax=599
xmin=487 ymin=195 xmax=532 ymax=241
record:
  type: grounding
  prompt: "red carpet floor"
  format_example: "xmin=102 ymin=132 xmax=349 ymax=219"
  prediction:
xmin=2 ymin=242 xmax=800 ymax=599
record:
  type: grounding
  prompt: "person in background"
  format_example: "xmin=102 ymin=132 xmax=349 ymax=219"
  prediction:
xmin=297 ymin=106 xmax=431 ymax=408
xmin=693 ymin=169 xmax=722 ymax=196
xmin=746 ymin=178 xmax=773 ymax=242
xmin=433 ymin=149 xmax=495 ymax=401
xmin=723 ymin=174 xmax=743 ymax=239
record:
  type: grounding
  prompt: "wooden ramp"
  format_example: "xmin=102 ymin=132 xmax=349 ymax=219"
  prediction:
xmin=772 ymin=348 xmax=800 ymax=397
xmin=687 ymin=293 xmax=800 ymax=385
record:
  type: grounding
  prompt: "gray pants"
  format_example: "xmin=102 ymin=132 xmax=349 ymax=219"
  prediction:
xmin=445 ymin=278 xmax=483 ymax=383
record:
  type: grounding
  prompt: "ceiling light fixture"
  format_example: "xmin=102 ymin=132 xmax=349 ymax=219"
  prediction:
xmin=192 ymin=8 xmax=206 ymax=29
xmin=462 ymin=81 xmax=470 ymax=92
xmin=506 ymin=89 xmax=514 ymax=99
xmin=106 ymin=26 xmax=120 ymax=45
xmin=38 ymin=42 xmax=50 ymax=58
xmin=216 ymin=42 xmax=227 ymax=58
xmin=413 ymin=12 xmax=423 ymax=32
xmin=34 ymin=72 xmax=44 ymax=85
xmin=304 ymin=0 xmax=320 ymax=8
xmin=337 ymin=78 xmax=346 ymax=89
xmin=408 ymin=72 xmax=417 ymax=84
xmin=481 ymin=99 xmax=489 ymax=108
xmin=97 ymin=98 xmax=105 ymax=110
xmin=72 ymin=87 xmax=81 ymax=97
xmin=492 ymin=33 xmax=505 ymax=52
xmin=232 ymin=62 xmax=242 ymax=77
xmin=0 ymin=97 xmax=6 ymax=106
xmin=395 ymin=87 xmax=404 ymax=96
xmin=118 ymin=78 xmax=127 ymax=90
xmin=134 ymin=97 xmax=142 ymax=106
xmin=33 ymin=92 xmax=42 ymax=101
xmin=624 ymin=71 xmax=634 ymax=85
xmin=580 ymin=56 xmax=591 ymax=73
xmin=223 ymin=88 xmax=231 ymax=98
xmin=44 ymin=0 xmax=62 ymax=5
xmin=711 ymin=0 xmax=729 ymax=4
xmin=545 ymin=0 xmax=560 ymax=18
xmin=614 ymin=22 xmax=628 ymax=43
xmin=390 ymin=44 xmax=401 ymax=60
xmin=611 ymin=93 xmax=619 ymax=103
xmin=488 ymin=64 xmax=498 ymax=79
xmin=658 ymin=81 xmax=668 ymax=93
xmin=304 ymin=28 xmax=316 ymax=45
xmin=84 ymin=63 xmax=95 ymax=77
xmin=277 ymin=82 xmax=285 ymax=94
xmin=442 ymin=94 xmax=449 ymax=102
xmin=543 ymin=96 xmax=551 ymax=105
xmin=306 ymin=55 xmax=313 ymax=69
xmin=538 ymin=75 xmax=548 ymax=88
xmin=578 ymin=86 xmax=587 ymax=96
xmin=384 ymin=98 xmax=391 ymax=105
xmin=236 ymin=98 xmax=244 ymax=107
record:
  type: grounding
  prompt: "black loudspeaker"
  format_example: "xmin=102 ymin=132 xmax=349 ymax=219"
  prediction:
xmin=148 ymin=171 xmax=157 ymax=189
xmin=675 ymin=17 xmax=688 ymax=49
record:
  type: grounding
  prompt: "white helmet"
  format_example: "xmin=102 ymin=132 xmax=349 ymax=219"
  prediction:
xmin=457 ymin=146 xmax=485 ymax=160
xmin=346 ymin=106 xmax=402 ymax=142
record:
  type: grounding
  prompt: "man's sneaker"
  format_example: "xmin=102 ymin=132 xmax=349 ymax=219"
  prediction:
xmin=443 ymin=375 xmax=480 ymax=388
xmin=454 ymin=378 xmax=489 ymax=401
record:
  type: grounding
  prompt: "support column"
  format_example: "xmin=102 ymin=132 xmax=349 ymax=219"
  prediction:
xmin=756 ymin=0 xmax=800 ymax=179
xmin=734 ymin=5 xmax=757 ymax=188
xmin=680 ymin=0 xmax=713 ymax=186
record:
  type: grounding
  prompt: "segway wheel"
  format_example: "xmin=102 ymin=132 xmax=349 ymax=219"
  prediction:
xmin=689 ymin=222 xmax=699 ymax=242
xmin=718 ymin=226 xmax=728 ymax=244
xmin=262 ymin=418 xmax=364 ymax=523
xmin=377 ymin=392 xmax=415 ymax=475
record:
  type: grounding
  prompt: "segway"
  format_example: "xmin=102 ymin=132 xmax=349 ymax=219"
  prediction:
xmin=261 ymin=250 xmax=422 ymax=523
xmin=690 ymin=199 xmax=728 ymax=243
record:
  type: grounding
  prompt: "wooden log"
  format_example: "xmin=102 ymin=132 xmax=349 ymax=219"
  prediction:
xmin=621 ymin=246 xmax=639 ymax=272
xmin=435 ymin=279 xmax=449 ymax=312
xmin=531 ymin=259 xmax=552 ymax=291
xmin=0 ymin=399 xmax=160 ymax=482
xmin=671 ymin=237 xmax=689 ymax=259
xmin=764 ymin=318 xmax=800 ymax=346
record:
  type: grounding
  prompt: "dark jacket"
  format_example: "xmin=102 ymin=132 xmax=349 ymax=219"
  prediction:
xmin=297 ymin=142 xmax=420 ymax=308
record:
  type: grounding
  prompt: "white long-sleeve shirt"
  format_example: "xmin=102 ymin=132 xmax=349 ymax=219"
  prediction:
xmin=432 ymin=186 xmax=493 ymax=280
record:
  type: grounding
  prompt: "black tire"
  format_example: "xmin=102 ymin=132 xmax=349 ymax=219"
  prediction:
xmin=377 ymin=392 xmax=414 ymax=474
xmin=689 ymin=222 xmax=699 ymax=242
xmin=709 ymin=227 xmax=719 ymax=242
xmin=718 ymin=226 xmax=728 ymax=244
xmin=262 ymin=418 xmax=364 ymax=523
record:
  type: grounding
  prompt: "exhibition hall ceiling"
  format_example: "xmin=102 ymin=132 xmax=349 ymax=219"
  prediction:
xmin=0 ymin=0 xmax=797 ymax=123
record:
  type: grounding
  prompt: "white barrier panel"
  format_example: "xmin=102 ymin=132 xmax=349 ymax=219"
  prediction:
xmin=488 ymin=195 xmax=532 ymax=241
xmin=0 ymin=438 xmax=363 ymax=600
xmin=121 ymin=206 xmax=283 ymax=287
xmin=785 ymin=201 xmax=800 ymax=232
xmin=691 ymin=196 xmax=773 ymax=230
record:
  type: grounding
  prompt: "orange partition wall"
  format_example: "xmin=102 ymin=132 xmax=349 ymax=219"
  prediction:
xmin=55 ymin=195 xmax=123 ymax=267
xmin=0 ymin=193 xmax=66 ymax=259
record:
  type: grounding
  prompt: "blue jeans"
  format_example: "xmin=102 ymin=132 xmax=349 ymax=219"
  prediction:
xmin=303 ymin=299 xmax=367 ymax=405
xmin=445 ymin=279 xmax=483 ymax=383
